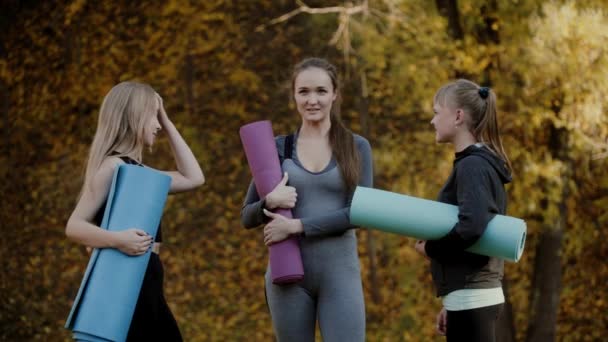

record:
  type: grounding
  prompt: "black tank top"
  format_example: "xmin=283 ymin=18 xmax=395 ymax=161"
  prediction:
xmin=93 ymin=155 xmax=163 ymax=242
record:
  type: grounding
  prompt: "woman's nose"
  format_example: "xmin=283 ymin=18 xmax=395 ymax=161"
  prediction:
xmin=307 ymin=94 xmax=318 ymax=104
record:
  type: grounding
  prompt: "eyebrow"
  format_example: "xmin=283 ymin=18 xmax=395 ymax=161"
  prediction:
xmin=297 ymin=86 xmax=328 ymax=90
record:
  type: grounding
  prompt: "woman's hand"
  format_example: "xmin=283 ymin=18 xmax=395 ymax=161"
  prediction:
xmin=265 ymin=172 xmax=297 ymax=210
xmin=262 ymin=209 xmax=303 ymax=245
xmin=114 ymin=228 xmax=153 ymax=256
xmin=436 ymin=307 xmax=447 ymax=335
xmin=415 ymin=240 xmax=429 ymax=259
xmin=156 ymin=93 xmax=171 ymax=127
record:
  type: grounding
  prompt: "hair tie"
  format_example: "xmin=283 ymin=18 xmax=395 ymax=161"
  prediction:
xmin=478 ymin=87 xmax=490 ymax=99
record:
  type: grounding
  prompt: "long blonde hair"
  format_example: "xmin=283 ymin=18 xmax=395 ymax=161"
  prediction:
xmin=434 ymin=79 xmax=512 ymax=172
xmin=82 ymin=81 xmax=158 ymax=191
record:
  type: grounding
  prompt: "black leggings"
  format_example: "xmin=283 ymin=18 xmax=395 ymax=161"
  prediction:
xmin=446 ymin=304 xmax=502 ymax=342
xmin=126 ymin=253 xmax=183 ymax=342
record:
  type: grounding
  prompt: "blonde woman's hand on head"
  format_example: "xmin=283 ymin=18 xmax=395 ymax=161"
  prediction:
xmin=152 ymin=91 xmax=205 ymax=193
xmin=155 ymin=93 xmax=171 ymax=126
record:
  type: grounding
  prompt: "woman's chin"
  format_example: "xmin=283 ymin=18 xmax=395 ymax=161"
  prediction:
xmin=302 ymin=113 xmax=327 ymax=123
xmin=435 ymin=134 xmax=448 ymax=144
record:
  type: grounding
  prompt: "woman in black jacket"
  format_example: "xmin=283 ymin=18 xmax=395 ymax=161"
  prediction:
xmin=415 ymin=79 xmax=512 ymax=342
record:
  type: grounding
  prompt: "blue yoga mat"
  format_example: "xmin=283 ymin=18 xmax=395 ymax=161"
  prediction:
xmin=65 ymin=164 xmax=171 ymax=341
xmin=350 ymin=186 xmax=526 ymax=262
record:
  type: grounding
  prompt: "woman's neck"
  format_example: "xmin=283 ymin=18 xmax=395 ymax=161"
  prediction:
xmin=452 ymin=131 xmax=477 ymax=153
xmin=113 ymin=143 xmax=142 ymax=163
xmin=299 ymin=117 xmax=331 ymax=140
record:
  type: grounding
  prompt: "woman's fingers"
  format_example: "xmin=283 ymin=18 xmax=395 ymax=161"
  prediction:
xmin=264 ymin=232 xmax=273 ymax=246
xmin=263 ymin=209 xmax=280 ymax=220
xmin=278 ymin=172 xmax=289 ymax=186
xmin=436 ymin=308 xmax=447 ymax=335
xmin=264 ymin=223 xmax=277 ymax=245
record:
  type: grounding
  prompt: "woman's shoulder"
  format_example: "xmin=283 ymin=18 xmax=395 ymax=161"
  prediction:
xmin=353 ymin=133 xmax=371 ymax=151
xmin=274 ymin=135 xmax=288 ymax=158
xmin=97 ymin=156 xmax=126 ymax=176
xmin=102 ymin=155 xmax=126 ymax=168
xmin=274 ymin=135 xmax=288 ymax=144
xmin=454 ymin=155 xmax=497 ymax=183
xmin=353 ymin=133 xmax=369 ymax=143
xmin=87 ymin=156 xmax=125 ymax=196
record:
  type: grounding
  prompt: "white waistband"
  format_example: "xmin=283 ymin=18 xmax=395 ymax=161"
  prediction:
xmin=442 ymin=287 xmax=504 ymax=311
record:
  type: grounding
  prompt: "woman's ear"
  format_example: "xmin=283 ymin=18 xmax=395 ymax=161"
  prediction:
xmin=454 ymin=109 xmax=466 ymax=126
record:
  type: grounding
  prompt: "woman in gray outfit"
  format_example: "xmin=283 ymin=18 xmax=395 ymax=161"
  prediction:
xmin=241 ymin=58 xmax=373 ymax=342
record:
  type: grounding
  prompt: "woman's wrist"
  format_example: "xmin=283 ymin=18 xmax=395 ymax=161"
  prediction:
xmin=108 ymin=230 xmax=121 ymax=249
xmin=290 ymin=219 xmax=304 ymax=234
xmin=160 ymin=117 xmax=175 ymax=133
xmin=264 ymin=195 xmax=276 ymax=210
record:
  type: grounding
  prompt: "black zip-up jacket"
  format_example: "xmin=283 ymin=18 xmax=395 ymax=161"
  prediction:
xmin=425 ymin=144 xmax=512 ymax=297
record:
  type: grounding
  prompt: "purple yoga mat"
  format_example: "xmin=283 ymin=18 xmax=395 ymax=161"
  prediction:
xmin=240 ymin=120 xmax=304 ymax=284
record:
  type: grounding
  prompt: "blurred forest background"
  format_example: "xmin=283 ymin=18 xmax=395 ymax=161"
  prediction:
xmin=1 ymin=0 xmax=606 ymax=341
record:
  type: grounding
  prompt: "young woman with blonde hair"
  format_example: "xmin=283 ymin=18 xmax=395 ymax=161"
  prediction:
xmin=66 ymin=81 xmax=204 ymax=341
xmin=415 ymin=79 xmax=512 ymax=341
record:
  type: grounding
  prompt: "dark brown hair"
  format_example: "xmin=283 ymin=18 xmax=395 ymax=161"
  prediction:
xmin=292 ymin=58 xmax=360 ymax=192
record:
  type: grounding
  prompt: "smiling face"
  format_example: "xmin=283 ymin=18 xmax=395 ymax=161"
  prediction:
xmin=293 ymin=67 xmax=337 ymax=123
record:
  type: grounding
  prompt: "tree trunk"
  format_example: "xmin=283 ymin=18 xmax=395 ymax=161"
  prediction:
xmin=1 ymin=80 xmax=8 ymax=160
xmin=525 ymin=227 xmax=563 ymax=342
xmin=479 ymin=0 xmax=499 ymax=85
xmin=435 ymin=0 xmax=464 ymax=40
xmin=496 ymin=276 xmax=516 ymax=342
xmin=526 ymin=127 xmax=568 ymax=342
xmin=479 ymin=0 xmax=500 ymax=45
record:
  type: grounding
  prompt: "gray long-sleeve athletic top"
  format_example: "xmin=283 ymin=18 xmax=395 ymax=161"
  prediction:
xmin=241 ymin=133 xmax=373 ymax=237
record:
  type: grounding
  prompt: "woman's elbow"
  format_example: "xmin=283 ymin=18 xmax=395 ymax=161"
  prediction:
xmin=240 ymin=213 xmax=258 ymax=229
xmin=460 ymin=226 xmax=484 ymax=243
xmin=191 ymin=174 xmax=205 ymax=188
xmin=196 ymin=175 xmax=205 ymax=187
xmin=241 ymin=217 xmax=254 ymax=229
xmin=65 ymin=220 xmax=78 ymax=241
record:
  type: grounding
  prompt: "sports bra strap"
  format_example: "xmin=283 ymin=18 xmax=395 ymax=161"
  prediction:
xmin=284 ymin=134 xmax=294 ymax=160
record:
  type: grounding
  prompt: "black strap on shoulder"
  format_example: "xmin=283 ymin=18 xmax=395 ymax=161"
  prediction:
xmin=119 ymin=156 xmax=134 ymax=165
xmin=284 ymin=134 xmax=294 ymax=160
xmin=115 ymin=154 xmax=142 ymax=166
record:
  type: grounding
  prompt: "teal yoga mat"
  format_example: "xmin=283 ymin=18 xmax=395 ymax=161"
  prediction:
xmin=65 ymin=164 xmax=171 ymax=341
xmin=350 ymin=186 xmax=526 ymax=262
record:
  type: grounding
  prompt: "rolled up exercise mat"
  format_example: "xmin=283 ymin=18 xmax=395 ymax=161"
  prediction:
xmin=65 ymin=164 xmax=172 ymax=341
xmin=350 ymin=186 xmax=526 ymax=262
xmin=239 ymin=120 xmax=304 ymax=284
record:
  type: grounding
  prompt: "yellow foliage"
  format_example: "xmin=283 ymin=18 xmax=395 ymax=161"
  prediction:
xmin=1 ymin=0 xmax=607 ymax=341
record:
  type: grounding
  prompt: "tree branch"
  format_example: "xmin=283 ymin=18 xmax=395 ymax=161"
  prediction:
xmin=256 ymin=1 xmax=367 ymax=32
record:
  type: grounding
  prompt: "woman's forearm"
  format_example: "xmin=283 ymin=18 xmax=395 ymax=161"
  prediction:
xmin=163 ymin=119 xmax=205 ymax=186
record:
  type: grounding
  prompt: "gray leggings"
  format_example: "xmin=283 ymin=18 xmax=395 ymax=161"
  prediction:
xmin=264 ymin=234 xmax=365 ymax=342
